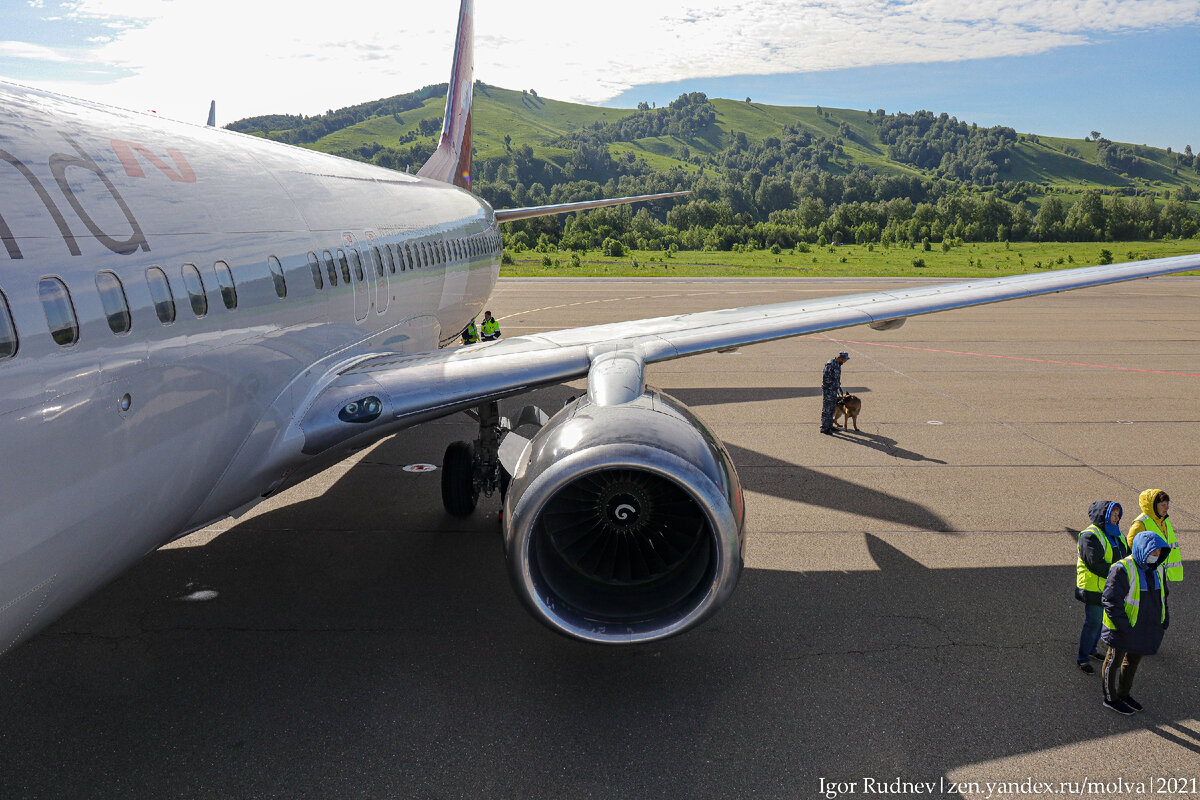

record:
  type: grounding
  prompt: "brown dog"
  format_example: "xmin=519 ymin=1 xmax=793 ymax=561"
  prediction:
xmin=834 ymin=394 xmax=861 ymax=431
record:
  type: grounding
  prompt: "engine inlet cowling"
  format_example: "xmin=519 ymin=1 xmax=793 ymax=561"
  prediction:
xmin=503 ymin=390 xmax=744 ymax=644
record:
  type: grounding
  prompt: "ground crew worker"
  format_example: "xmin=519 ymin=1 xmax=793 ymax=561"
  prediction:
xmin=1075 ymin=500 xmax=1127 ymax=673
xmin=820 ymin=351 xmax=849 ymax=435
xmin=1100 ymin=529 xmax=1171 ymax=714
xmin=1126 ymin=489 xmax=1181 ymax=583
xmin=480 ymin=310 xmax=501 ymax=341
xmin=461 ymin=317 xmax=479 ymax=345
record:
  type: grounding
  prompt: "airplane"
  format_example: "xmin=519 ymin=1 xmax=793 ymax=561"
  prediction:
xmin=1 ymin=0 xmax=1197 ymax=654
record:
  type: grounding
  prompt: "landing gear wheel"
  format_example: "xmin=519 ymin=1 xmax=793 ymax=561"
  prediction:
xmin=441 ymin=440 xmax=478 ymax=517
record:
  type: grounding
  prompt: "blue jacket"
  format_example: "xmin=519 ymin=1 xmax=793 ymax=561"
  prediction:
xmin=1101 ymin=530 xmax=1171 ymax=655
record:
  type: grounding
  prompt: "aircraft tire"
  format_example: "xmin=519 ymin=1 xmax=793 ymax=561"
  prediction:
xmin=441 ymin=440 xmax=478 ymax=517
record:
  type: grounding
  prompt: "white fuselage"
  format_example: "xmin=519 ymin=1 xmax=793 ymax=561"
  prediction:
xmin=0 ymin=82 xmax=499 ymax=655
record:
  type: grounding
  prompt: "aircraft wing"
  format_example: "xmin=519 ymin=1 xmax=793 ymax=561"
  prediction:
xmin=297 ymin=253 xmax=1200 ymax=456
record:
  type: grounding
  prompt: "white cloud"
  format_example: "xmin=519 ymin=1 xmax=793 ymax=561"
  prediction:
xmin=4 ymin=0 xmax=1198 ymax=123
xmin=0 ymin=41 xmax=74 ymax=62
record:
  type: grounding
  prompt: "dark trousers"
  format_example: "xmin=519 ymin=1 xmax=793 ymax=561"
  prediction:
xmin=1077 ymin=603 xmax=1102 ymax=664
xmin=1102 ymin=647 xmax=1143 ymax=702
xmin=821 ymin=390 xmax=838 ymax=431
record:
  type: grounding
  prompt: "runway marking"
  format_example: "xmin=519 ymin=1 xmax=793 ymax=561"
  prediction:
xmin=819 ymin=337 xmax=1200 ymax=378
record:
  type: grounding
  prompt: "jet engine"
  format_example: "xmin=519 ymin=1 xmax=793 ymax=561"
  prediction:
xmin=502 ymin=377 xmax=745 ymax=645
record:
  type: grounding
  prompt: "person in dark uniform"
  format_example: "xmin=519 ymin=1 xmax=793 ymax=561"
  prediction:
xmin=820 ymin=351 xmax=849 ymax=434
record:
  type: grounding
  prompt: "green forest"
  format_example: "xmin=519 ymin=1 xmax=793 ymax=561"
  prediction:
xmin=228 ymin=83 xmax=1200 ymax=256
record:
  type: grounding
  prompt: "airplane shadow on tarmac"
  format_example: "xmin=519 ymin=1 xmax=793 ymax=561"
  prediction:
xmin=1 ymin=391 xmax=1198 ymax=800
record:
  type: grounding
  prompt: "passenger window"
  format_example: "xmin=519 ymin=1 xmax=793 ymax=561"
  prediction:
xmin=146 ymin=266 xmax=176 ymax=324
xmin=372 ymin=246 xmax=386 ymax=277
xmin=323 ymin=250 xmax=338 ymax=286
xmin=39 ymin=277 xmax=79 ymax=346
xmin=96 ymin=271 xmax=131 ymax=334
xmin=308 ymin=252 xmax=324 ymax=290
xmin=337 ymin=249 xmax=351 ymax=284
xmin=215 ymin=260 xmax=237 ymax=310
xmin=267 ymin=255 xmax=287 ymax=299
xmin=349 ymin=249 xmax=364 ymax=281
xmin=182 ymin=263 xmax=208 ymax=317
xmin=0 ymin=289 xmax=18 ymax=359
xmin=401 ymin=242 xmax=412 ymax=271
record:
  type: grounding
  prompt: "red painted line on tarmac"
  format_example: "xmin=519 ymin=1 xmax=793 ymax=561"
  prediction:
xmin=819 ymin=337 xmax=1200 ymax=378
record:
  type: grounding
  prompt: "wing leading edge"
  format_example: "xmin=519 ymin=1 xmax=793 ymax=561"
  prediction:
xmin=294 ymin=253 xmax=1200 ymax=458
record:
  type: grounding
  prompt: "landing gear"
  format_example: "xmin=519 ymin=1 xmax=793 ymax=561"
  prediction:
xmin=439 ymin=400 xmax=547 ymax=517
xmin=440 ymin=401 xmax=506 ymax=517
xmin=441 ymin=440 xmax=477 ymax=517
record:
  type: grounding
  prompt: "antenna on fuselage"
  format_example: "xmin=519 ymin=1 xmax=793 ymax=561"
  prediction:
xmin=206 ymin=101 xmax=216 ymax=127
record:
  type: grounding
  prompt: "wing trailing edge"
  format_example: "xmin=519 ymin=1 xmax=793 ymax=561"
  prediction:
xmin=418 ymin=0 xmax=474 ymax=189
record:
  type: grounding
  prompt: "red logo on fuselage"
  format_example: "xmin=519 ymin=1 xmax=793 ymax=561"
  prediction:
xmin=110 ymin=139 xmax=197 ymax=183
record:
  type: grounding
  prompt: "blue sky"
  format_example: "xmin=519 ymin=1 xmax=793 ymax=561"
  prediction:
xmin=1 ymin=1 xmax=1197 ymax=149
xmin=607 ymin=27 xmax=1200 ymax=150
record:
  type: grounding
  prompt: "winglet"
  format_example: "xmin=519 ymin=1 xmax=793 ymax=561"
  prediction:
xmin=418 ymin=0 xmax=474 ymax=189
xmin=206 ymin=101 xmax=216 ymax=127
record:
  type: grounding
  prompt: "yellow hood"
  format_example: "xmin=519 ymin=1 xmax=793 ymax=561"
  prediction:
xmin=1138 ymin=488 xmax=1167 ymax=524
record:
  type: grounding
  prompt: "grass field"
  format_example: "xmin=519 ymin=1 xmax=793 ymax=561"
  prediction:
xmin=501 ymin=239 xmax=1200 ymax=278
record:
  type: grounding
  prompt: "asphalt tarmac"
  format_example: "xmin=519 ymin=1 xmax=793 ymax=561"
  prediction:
xmin=2 ymin=276 xmax=1198 ymax=800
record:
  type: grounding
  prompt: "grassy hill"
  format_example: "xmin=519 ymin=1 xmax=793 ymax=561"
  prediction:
xmin=231 ymin=83 xmax=1199 ymax=200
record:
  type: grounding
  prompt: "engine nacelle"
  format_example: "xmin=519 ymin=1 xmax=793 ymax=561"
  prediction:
xmin=503 ymin=389 xmax=745 ymax=644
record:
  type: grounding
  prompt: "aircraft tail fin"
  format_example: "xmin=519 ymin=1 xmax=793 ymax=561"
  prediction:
xmin=418 ymin=0 xmax=474 ymax=189
xmin=207 ymin=101 xmax=216 ymax=127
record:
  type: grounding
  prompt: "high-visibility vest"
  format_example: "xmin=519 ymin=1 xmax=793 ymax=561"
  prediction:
xmin=481 ymin=318 xmax=500 ymax=338
xmin=1136 ymin=514 xmax=1182 ymax=582
xmin=462 ymin=322 xmax=479 ymax=344
xmin=1102 ymin=556 xmax=1166 ymax=630
xmin=1076 ymin=524 xmax=1115 ymax=593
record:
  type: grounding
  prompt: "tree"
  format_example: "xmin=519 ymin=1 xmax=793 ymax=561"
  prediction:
xmin=1090 ymin=130 xmax=1101 ymax=141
